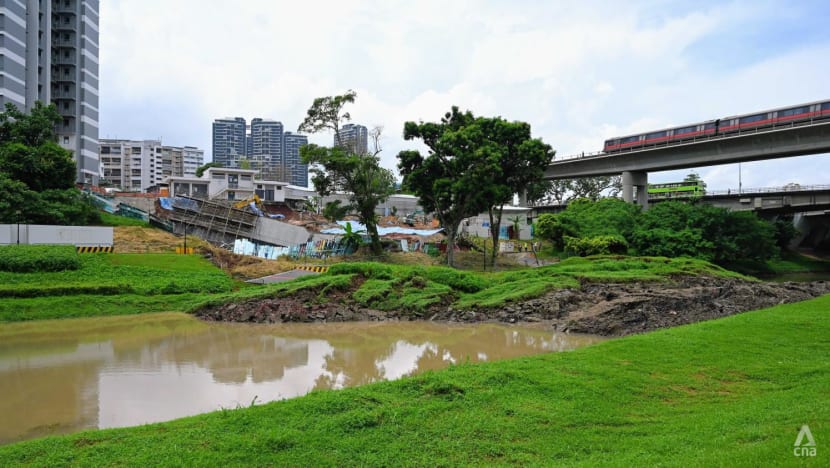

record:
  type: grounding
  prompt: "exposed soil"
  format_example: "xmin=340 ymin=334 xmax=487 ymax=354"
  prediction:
xmin=193 ymin=275 xmax=830 ymax=336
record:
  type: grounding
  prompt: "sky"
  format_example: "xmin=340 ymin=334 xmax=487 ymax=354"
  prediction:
xmin=99 ymin=0 xmax=830 ymax=191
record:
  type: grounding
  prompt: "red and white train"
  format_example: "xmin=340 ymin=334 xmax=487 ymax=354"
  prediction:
xmin=603 ymin=99 xmax=830 ymax=153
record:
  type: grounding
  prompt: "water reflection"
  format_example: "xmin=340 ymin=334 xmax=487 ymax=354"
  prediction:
xmin=0 ymin=313 xmax=604 ymax=445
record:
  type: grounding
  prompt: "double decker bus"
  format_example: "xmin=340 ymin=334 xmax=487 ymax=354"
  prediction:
xmin=647 ymin=180 xmax=705 ymax=199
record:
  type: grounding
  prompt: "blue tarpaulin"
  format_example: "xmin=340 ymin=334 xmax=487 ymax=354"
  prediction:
xmin=321 ymin=221 xmax=443 ymax=236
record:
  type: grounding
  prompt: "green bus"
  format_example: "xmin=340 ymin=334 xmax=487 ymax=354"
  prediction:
xmin=647 ymin=180 xmax=705 ymax=199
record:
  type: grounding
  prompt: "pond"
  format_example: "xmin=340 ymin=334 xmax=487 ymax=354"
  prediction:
xmin=0 ymin=313 xmax=605 ymax=445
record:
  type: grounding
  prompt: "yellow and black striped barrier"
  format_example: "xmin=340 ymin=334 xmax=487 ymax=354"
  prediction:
xmin=76 ymin=246 xmax=114 ymax=253
xmin=295 ymin=265 xmax=329 ymax=273
xmin=175 ymin=247 xmax=195 ymax=254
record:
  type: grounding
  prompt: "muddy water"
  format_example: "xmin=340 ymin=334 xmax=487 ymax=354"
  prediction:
xmin=0 ymin=313 xmax=604 ymax=445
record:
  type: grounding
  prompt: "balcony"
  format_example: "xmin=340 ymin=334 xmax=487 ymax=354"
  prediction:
xmin=51 ymin=90 xmax=76 ymax=100
xmin=52 ymin=55 xmax=76 ymax=65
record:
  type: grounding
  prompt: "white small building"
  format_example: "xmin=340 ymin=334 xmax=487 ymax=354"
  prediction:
xmin=461 ymin=206 xmax=533 ymax=241
xmin=166 ymin=167 xmax=286 ymax=202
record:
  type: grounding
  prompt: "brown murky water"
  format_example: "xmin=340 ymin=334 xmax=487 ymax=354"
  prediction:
xmin=0 ymin=313 xmax=604 ymax=445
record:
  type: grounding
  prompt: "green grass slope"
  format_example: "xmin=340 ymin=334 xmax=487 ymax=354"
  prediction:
xmin=2 ymin=294 xmax=826 ymax=466
xmin=0 ymin=253 xmax=235 ymax=322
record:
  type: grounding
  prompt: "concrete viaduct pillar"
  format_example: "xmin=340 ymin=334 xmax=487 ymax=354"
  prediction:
xmin=622 ymin=171 xmax=648 ymax=210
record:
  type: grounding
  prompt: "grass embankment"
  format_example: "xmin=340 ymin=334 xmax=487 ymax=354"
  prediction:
xmin=767 ymin=250 xmax=830 ymax=274
xmin=192 ymin=256 xmax=749 ymax=316
xmin=0 ymin=252 xmax=236 ymax=322
xmin=2 ymin=294 xmax=827 ymax=465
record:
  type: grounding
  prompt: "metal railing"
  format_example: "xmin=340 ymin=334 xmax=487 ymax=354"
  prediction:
xmin=553 ymin=117 xmax=830 ymax=162
xmin=706 ymin=184 xmax=830 ymax=196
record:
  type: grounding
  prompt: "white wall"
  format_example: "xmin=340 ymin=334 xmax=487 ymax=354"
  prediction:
xmin=0 ymin=225 xmax=113 ymax=246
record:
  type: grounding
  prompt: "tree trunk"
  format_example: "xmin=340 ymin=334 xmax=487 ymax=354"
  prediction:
xmin=363 ymin=214 xmax=383 ymax=256
xmin=488 ymin=206 xmax=505 ymax=267
xmin=445 ymin=225 xmax=458 ymax=267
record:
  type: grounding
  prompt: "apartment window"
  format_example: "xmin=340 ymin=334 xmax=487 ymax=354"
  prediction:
xmin=131 ymin=147 xmax=141 ymax=153
xmin=63 ymin=136 xmax=69 ymax=144
xmin=240 ymin=175 xmax=252 ymax=181
xmin=211 ymin=172 xmax=225 ymax=180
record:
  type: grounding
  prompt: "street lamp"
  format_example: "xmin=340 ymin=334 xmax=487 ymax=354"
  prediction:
xmin=14 ymin=210 xmax=21 ymax=245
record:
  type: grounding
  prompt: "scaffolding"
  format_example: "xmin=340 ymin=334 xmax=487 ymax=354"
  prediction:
xmin=163 ymin=196 xmax=259 ymax=246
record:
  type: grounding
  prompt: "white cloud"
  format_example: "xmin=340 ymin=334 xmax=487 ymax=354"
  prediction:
xmin=99 ymin=0 xmax=830 ymax=189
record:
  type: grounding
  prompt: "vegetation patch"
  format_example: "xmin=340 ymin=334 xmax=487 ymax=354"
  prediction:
xmin=3 ymin=296 xmax=828 ymax=466
xmin=0 ymin=245 xmax=80 ymax=273
xmin=192 ymin=256 xmax=750 ymax=318
xmin=455 ymin=277 xmax=575 ymax=309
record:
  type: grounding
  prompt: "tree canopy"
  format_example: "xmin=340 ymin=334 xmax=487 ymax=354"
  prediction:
xmin=0 ymin=102 xmax=99 ymax=225
xmin=298 ymin=92 xmax=395 ymax=256
xmin=527 ymin=176 xmax=621 ymax=206
xmin=398 ymin=108 xmax=492 ymax=267
xmin=398 ymin=107 xmax=553 ymax=267
xmin=195 ymin=162 xmax=223 ymax=178
xmin=535 ymin=199 xmax=779 ymax=268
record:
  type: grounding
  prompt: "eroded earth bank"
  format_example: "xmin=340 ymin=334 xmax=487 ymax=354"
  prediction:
xmin=194 ymin=277 xmax=830 ymax=336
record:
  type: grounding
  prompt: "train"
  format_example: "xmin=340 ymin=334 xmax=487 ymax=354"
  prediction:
xmin=603 ymin=99 xmax=830 ymax=153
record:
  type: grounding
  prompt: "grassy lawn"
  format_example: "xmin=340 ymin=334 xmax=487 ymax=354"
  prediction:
xmin=1 ymin=294 xmax=827 ymax=465
xmin=0 ymin=253 xmax=236 ymax=322
xmin=98 ymin=212 xmax=150 ymax=227
xmin=767 ymin=250 xmax=830 ymax=274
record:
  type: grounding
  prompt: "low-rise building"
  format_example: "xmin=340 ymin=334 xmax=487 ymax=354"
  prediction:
xmin=166 ymin=167 xmax=286 ymax=203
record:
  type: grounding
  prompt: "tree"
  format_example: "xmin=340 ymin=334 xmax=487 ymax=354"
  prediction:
xmin=480 ymin=118 xmax=555 ymax=266
xmin=0 ymin=103 xmax=76 ymax=191
xmin=195 ymin=162 xmax=223 ymax=178
xmin=0 ymin=102 xmax=100 ymax=225
xmin=527 ymin=176 xmax=621 ymax=206
xmin=322 ymin=200 xmax=350 ymax=223
xmin=298 ymin=91 xmax=395 ymax=256
xmin=398 ymin=107 xmax=497 ymax=267
xmin=683 ymin=172 xmax=707 ymax=192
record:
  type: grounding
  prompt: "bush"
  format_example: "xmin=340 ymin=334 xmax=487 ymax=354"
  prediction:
xmin=564 ymin=235 xmax=629 ymax=257
xmin=0 ymin=245 xmax=80 ymax=272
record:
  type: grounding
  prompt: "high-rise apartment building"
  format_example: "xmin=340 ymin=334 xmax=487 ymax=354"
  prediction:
xmin=0 ymin=0 xmax=100 ymax=183
xmin=283 ymin=132 xmax=308 ymax=187
xmin=211 ymin=116 xmax=309 ymax=187
xmin=212 ymin=117 xmax=246 ymax=168
xmin=161 ymin=145 xmax=205 ymax=179
xmin=249 ymin=118 xmax=283 ymax=180
xmin=180 ymin=146 xmax=204 ymax=178
xmin=334 ymin=123 xmax=368 ymax=154
xmin=100 ymin=139 xmax=204 ymax=192
xmin=99 ymin=139 xmax=162 ymax=192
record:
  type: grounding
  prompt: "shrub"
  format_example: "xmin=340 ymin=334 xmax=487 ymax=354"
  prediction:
xmin=0 ymin=245 xmax=81 ymax=272
xmin=564 ymin=235 xmax=629 ymax=257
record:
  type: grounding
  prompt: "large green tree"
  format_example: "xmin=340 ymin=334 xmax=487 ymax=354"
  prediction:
xmin=478 ymin=118 xmax=554 ymax=266
xmin=0 ymin=102 xmax=99 ymax=225
xmin=398 ymin=107 xmax=498 ymax=267
xmin=298 ymin=91 xmax=395 ymax=256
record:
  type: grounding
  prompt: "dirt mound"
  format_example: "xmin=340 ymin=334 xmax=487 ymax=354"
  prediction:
xmin=193 ymin=275 xmax=830 ymax=336
xmin=113 ymin=226 xmax=205 ymax=253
